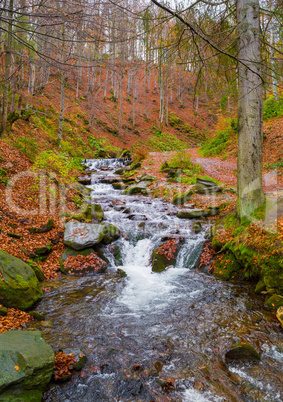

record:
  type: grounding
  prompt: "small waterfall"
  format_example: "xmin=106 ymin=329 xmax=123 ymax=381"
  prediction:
xmin=83 ymin=158 xmax=130 ymax=170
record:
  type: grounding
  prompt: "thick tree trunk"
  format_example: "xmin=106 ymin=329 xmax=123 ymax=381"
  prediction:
xmin=236 ymin=0 xmax=264 ymax=219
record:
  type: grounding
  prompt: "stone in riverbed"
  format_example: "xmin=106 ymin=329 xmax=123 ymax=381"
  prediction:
xmin=0 ymin=330 xmax=54 ymax=399
xmin=0 ymin=250 xmax=43 ymax=310
xmin=152 ymin=237 xmax=184 ymax=273
xmin=192 ymin=221 xmax=203 ymax=234
xmin=172 ymin=190 xmax=194 ymax=205
xmin=60 ymin=252 xmax=107 ymax=275
xmin=225 ymin=342 xmax=261 ymax=363
xmin=277 ymin=307 xmax=283 ymax=328
xmin=264 ymin=294 xmax=283 ymax=310
xmin=78 ymin=176 xmax=91 ymax=185
xmin=64 ymin=222 xmax=120 ymax=250
xmin=194 ymin=178 xmax=223 ymax=194
xmin=177 ymin=207 xmax=220 ymax=219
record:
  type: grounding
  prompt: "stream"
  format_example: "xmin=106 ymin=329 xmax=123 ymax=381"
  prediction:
xmin=31 ymin=159 xmax=283 ymax=401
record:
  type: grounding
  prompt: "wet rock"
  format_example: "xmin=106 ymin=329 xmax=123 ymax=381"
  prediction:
xmin=149 ymin=361 xmax=164 ymax=376
xmin=0 ymin=250 xmax=42 ymax=310
xmin=60 ymin=252 xmax=107 ymax=275
xmin=30 ymin=311 xmax=45 ymax=321
xmin=100 ymin=177 xmax=120 ymax=184
xmin=122 ymin=185 xmax=148 ymax=196
xmin=114 ymin=168 xmax=124 ymax=175
xmin=192 ymin=221 xmax=203 ymax=234
xmin=112 ymin=199 xmax=125 ymax=206
xmin=90 ymin=204 xmax=104 ymax=222
xmin=264 ymin=294 xmax=283 ymax=310
xmin=177 ymin=207 xmax=220 ymax=219
xmin=136 ymin=174 xmax=156 ymax=183
xmin=64 ymin=222 xmax=120 ymax=250
xmin=114 ymin=378 xmax=152 ymax=400
xmin=156 ymin=378 xmax=175 ymax=391
xmin=112 ymin=182 xmax=128 ymax=190
xmin=225 ymin=342 xmax=261 ymax=363
xmin=0 ymin=330 xmax=54 ymax=398
xmin=114 ymin=205 xmax=125 ymax=212
xmin=29 ymin=219 xmax=54 ymax=234
xmin=152 ymin=237 xmax=184 ymax=273
xmin=78 ymin=176 xmax=91 ymax=185
xmin=62 ymin=348 xmax=87 ymax=371
xmin=117 ymin=268 xmax=127 ymax=277
xmin=276 ymin=306 xmax=283 ymax=328
xmin=123 ymin=207 xmax=131 ymax=214
xmin=172 ymin=190 xmax=194 ymax=205
xmin=194 ymin=178 xmax=223 ymax=194
xmin=60 ymin=247 xmax=95 ymax=265
xmin=254 ymin=280 xmax=266 ymax=294
xmin=128 ymin=214 xmax=147 ymax=221
xmin=112 ymin=245 xmax=123 ymax=266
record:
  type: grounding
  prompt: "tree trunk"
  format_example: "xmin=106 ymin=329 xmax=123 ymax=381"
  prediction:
xmin=236 ymin=0 xmax=264 ymax=219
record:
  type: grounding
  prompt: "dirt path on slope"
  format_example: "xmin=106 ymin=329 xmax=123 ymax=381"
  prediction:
xmin=188 ymin=148 xmax=283 ymax=195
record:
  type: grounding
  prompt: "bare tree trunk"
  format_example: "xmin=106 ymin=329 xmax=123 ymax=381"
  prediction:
xmin=237 ymin=0 xmax=264 ymax=218
xmin=0 ymin=0 xmax=13 ymax=135
xmin=58 ymin=71 xmax=65 ymax=146
xmin=271 ymin=30 xmax=278 ymax=101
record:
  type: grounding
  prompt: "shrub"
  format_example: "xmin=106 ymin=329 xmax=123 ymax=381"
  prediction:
xmin=13 ymin=137 xmax=38 ymax=161
xmin=34 ymin=151 xmax=83 ymax=182
xmin=263 ymin=96 xmax=283 ymax=120
xmin=199 ymin=118 xmax=236 ymax=157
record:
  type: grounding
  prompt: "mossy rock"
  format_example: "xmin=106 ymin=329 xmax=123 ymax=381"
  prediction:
xmin=117 ymin=268 xmax=127 ymax=278
xmin=225 ymin=342 xmax=261 ymax=363
xmin=113 ymin=245 xmax=123 ymax=266
xmin=276 ymin=306 xmax=283 ymax=328
xmin=61 ymin=348 xmax=87 ymax=371
xmin=213 ymin=252 xmax=241 ymax=281
xmin=26 ymin=260 xmax=45 ymax=282
xmin=255 ymin=280 xmax=266 ymax=294
xmin=177 ymin=207 xmax=220 ymax=219
xmin=0 ymin=250 xmax=43 ymax=310
xmin=0 ymin=388 xmax=43 ymax=401
xmin=264 ymin=294 xmax=283 ymax=310
xmin=112 ymin=182 xmax=128 ymax=190
xmin=192 ymin=221 xmax=203 ymax=234
xmin=152 ymin=238 xmax=183 ymax=273
xmin=34 ymin=244 xmax=52 ymax=257
xmin=122 ymin=186 xmax=148 ymax=196
xmin=29 ymin=219 xmax=54 ymax=234
xmin=0 ymin=331 xmax=54 ymax=396
xmin=172 ymin=190 xmax=194 ymax=205
xmin=90 ymin=204 xmax=104 ymax=222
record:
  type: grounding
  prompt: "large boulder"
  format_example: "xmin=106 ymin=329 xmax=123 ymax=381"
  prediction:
xmin=152 ymin=237 xmax=184 ymax=273
xmin=64 ymin=222 xmax=120 ymax=250
xmin=0 ymin=251 xmax=43 ymax=310
xmin=0 ymin=330 xmax=54 ymax=400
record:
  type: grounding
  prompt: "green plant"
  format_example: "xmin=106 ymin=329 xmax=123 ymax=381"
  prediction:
xmin=0 ymin=168 xmax=8 ymax=184
xmin=263 ymin=96 xmax=283 ymax=120
xmin=199 ymin=118 xmax=236 ymax=157
xmin=13 ymin=137 xmax=38 ymax=161
xmin=34 ymin=151 xmax=83 ymax=182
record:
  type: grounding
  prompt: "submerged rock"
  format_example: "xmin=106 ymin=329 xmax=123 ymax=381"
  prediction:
xmin=78 ymin=176 xmax=91 ymax=185
xmin=225 ymin=342 xmax=261 ymax=363
xmin=64 ymin=222 xmax=120 ymax=250
xmin=0 ymin=250 xmax=43 ymax=310
xmin=0 ymin=330 xmax=54 ymax=399
xmin=61 ymin=348 xmax=87 ymax=371
xmin=152 ymin=237 xmax=184 ymax=273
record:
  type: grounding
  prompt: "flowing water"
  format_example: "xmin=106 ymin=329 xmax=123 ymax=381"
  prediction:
xmin=32 ymin=159 xmax=283 ymax=401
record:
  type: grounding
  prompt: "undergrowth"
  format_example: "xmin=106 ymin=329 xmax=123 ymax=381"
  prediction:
xmin=148 ymin=127 xmax=189 ymax=152
xmin=263 ymin=96 xmax=283 ymax=120
xmin=199 ymin=117 xmax=237 ymax=157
